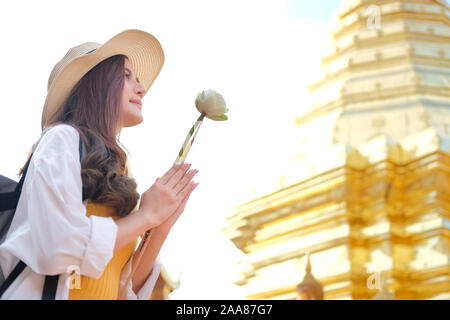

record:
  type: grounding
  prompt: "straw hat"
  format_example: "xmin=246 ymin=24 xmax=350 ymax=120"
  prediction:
xmin=41 ymin=29 xmax=165 ymax=130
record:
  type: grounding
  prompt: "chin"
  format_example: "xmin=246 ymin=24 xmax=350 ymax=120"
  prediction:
xmin=123 ymin=116 xmax=144 ymax=128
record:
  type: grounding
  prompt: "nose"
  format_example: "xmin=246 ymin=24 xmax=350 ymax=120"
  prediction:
xmin=135 ymin=82 xmax=146 ymax=98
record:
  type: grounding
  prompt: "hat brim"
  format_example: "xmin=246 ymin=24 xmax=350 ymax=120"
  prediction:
xmin=41 ymin=29 xmax=165 ymax=130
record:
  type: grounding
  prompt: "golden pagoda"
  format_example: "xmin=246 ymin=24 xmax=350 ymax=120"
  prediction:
xmin=296 ymin=252 xmax=324 ymax=300
xmin=223 ymin=0 xmax=449 ymax=300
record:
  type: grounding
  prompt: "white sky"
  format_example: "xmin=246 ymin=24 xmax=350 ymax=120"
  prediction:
xmin=0 ymin=0 xmax=332 ymax=299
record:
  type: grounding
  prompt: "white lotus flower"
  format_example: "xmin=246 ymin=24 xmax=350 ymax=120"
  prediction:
xmin=195 ymin=89 xmax=228 ymax=121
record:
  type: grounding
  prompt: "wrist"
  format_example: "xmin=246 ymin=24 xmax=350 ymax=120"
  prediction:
xmin=135 ymin=208 xmax=158 ymax=230
xmin=153 ymin=223 xmax=172 ymax=236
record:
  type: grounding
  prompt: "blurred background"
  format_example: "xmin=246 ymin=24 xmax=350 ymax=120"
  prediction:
xmin=0 ymin=0 xmax=448 ymax=299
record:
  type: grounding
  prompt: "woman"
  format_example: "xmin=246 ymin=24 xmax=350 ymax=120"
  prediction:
xmin=0 ymin=29 xmax=199 ymax=299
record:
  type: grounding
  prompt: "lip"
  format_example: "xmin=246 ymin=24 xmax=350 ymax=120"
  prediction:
xmin=130 ymin=99 xmax=142 ymax=108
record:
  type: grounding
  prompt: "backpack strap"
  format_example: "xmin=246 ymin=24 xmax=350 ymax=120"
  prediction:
xmin=0 ymin=261 xmax=59 ymax=300
xmin=41 ymin=274 xmax=59 ymax=300
xmin=0 ymin=261 xmax=26 ymax=298
xmin=0 ymin=133 xmax=85 ymax=299
xmin=15 ymin=156 xmax=32 ymax=196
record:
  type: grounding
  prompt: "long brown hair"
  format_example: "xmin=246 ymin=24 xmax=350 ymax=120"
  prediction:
xmin=24 ymin=54 xmax=139 ymax=217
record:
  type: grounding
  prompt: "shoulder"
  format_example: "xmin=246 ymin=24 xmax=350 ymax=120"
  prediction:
xmin=42 ymin=123 xmax=79 ymax=142
xmin=32 ymin=124 xmax=80 ymax=161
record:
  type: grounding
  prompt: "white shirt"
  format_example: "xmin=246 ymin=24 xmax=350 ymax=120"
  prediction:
xmin=0 ymin=124 xmax=161 ymax=299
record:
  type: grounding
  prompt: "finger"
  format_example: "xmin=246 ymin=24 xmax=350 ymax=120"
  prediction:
xmin=159 ymin=163 xmax=182 ymax=185
xmin=185 ymin=182 xmax=198 ymax=199
xmin=174 ymin=169 xmax=198 ymax=196
xmin=174 ymin=190 xmax=190 ymax=216
xmin=168 ymin=183 xmax=197 ymax=220
xmin=177 ymin=180 xmax=199 ymax=199
xmin=174 ymin=182 xmax=197 ymax=216
xmin=167 ymin=163 xmax=191 ymax=188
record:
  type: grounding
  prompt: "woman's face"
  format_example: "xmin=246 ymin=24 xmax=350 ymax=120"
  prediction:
xmin=120 ymin=58 xmax=146 ymax=130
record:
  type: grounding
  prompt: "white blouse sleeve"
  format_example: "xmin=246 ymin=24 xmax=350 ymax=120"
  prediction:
xmin=1 ymin=124 xmax=118 ymax=279
xmin=119 ymin=254 xmax=162 ymax=300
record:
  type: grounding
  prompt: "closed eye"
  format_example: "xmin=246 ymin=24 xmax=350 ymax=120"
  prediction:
xmin=125 ymin=68 xmax=140 ymax=83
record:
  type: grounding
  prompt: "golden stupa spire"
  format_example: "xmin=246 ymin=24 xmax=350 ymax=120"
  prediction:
xmin=296 ymin=250 xmax=324 ymax=300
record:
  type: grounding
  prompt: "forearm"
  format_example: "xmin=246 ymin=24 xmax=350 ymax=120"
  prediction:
xmin=114 ymin=209 xmax=153 ymax=252
xmin=131 ymin=228 xmax=169 ymax=294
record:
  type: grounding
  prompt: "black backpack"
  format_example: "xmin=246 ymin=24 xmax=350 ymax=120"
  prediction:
xmin=0 ymin=134 xmax=85 ymax=299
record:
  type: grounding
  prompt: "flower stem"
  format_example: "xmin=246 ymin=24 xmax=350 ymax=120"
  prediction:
xmin=174 ymin=112 xmax=206 ymax=165
xmin=198 ymin=112 xmax=206 ymax=121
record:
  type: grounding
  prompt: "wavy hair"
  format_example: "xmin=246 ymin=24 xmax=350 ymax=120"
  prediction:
xmin=40 ymin=54 xmax=139 ymax=217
